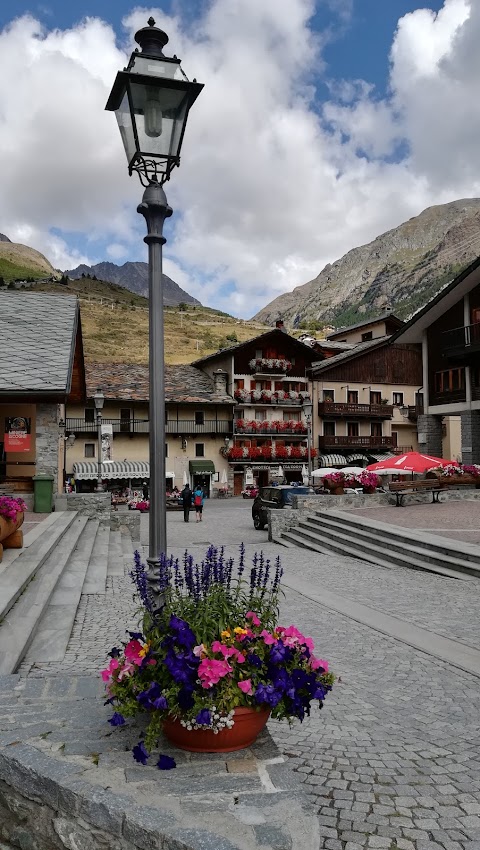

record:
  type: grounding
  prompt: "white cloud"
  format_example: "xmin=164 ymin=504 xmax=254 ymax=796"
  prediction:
xmin=0 ymin=1 xmax=479 ymax=320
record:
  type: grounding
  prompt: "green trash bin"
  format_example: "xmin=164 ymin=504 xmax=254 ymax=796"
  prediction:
xmin=32 ymin=473 xmax=54 ymax=513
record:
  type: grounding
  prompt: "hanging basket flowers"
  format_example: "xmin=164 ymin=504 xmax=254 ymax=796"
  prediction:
xmin=101 ymin=546 xmax=334 ymax=763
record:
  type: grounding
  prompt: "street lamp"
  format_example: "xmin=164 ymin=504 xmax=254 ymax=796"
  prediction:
xmin=302 ymin=398 xmax=313 ymax=486
xmin=58 ymin=419 xmax=76 ymax=491
xmin=106 ymin=18 xmax=203 ymax=600
xmin=93 ymin=390 xmax=105 ymax=493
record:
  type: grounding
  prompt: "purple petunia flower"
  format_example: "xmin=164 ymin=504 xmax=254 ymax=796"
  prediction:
xmin=132 ymin=741 xmax=149 ymax=764
xmin=152 ymin=695 xmax=168 ymax=710
xmin=108 ymin=712 xmax=125 ymax=726
xmin=108 ymin=647 xmax=121 ymax=658
xmin=157 ymin=754 xmax=176 ymax=770
xmin=269 ymin=641 xmax=288 ymax=664
xmin=195 ymin=708 xmax=211 ymax=726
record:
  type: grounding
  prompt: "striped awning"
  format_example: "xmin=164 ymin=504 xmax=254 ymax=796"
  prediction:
xmin=368 ymin=452 xmax=396 ymax=462
xmin=345 ymin=453 xmax=370 ymax=463
xmin=73 ymin=461 xmax=150 ymax=481
xmin=317 ymin=454 xmax=348 ymax=467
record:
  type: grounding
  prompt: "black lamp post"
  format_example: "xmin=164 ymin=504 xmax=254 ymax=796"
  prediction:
xmin=106 ymin=18 xmax=203 ymax=602
xmin=93 ymin=390 xmax=105 ymax=492
xmin=302 ymin=398 xmax=313 ymax=486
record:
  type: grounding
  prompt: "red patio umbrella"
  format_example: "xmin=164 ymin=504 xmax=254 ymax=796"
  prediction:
xmin=366 ymin=452 xmax=459 ymax=475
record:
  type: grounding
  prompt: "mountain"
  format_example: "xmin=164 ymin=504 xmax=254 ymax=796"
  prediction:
xmin=0 ymin=239 xmax=58 ymax=282
xmin=253 ymin=198 xmax=480 ymax=328
xmin=65 ymin=261 xmax=201 ymax=307
xmin=0 ymin=233 xmax=11 ymax=242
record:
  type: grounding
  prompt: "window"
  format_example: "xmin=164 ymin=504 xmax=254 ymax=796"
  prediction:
xmin=291 ymin=357 xmax=296 ymax=365
xmin=84 ymin=443 xmax=95 ymax=458
xmin=255 ymin=350 xmax=262 ymax=359
xmin=250 ymin=380 xmax=256 ymax=390
xmin=347 ymin=390 xmax=358 ymax=404
xmin=434 ymin=368 xmax=465 ymax=393
xmin=323 ymin=422 xmax=336 ymax=436
xmin=323 ymin=389 xmax=335 ymax=402
xmin=361 ymin=331 xmax=373 ymax=341
xmin=347 ymin=422 xmax=359 ymax=437
xmin=370 ymin=391 xmax=382 ymax=405
xmin=370 ymin=422 xmax=382 ymax=437
xmin=392 ymin=392 xmax=404 ymax=406
xmin=120 ymin=408 xmax=131 ymax=433
xmin=255 ymin=410 xmax=266 ymax=421
xmin=165 ymin=443 xmax=168 ymax=457
xmin=195 ymin=412 xmax=204 ymax=425
xmin=195 ymin=443 xmax=205 ymax=457
xmin=234 ymin=379 xmax=244 ymax=390
xmin=284 ymin=411 xmax=300 ymax=422
xmin=85 ymin=408 xmax=95 ymax=423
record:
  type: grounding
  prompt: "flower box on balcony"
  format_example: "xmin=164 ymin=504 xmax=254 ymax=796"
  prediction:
xmin=249 ymin=358 xmax=292 ymax=373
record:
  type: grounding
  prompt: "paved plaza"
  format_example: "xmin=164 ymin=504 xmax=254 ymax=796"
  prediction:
xmin=5 ymin=497 xmax=480 ymax=848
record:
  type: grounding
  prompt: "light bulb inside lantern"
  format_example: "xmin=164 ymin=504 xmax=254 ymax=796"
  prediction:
xmin=144 ymin=95 xmax=163 ymax=138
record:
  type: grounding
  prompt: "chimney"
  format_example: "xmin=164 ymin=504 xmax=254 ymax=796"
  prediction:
xmin=212 ymin=369 xmax=228 ymax=397
xmin=275 ymin=318 xmax=286 ymax=332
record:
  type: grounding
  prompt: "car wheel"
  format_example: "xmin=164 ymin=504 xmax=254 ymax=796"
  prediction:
xmin=253 ymin=514 xmax=265 ymax=530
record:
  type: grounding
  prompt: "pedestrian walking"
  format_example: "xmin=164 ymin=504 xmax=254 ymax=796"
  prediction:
xmin=193 ymin=486 xmax=204 ymax=522
xmin=181 ymin=484 xmax=192 ymax=522
xmin=142 ymin=481 xmax=149 ymax=500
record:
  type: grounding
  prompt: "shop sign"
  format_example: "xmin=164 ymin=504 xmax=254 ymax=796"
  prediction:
xmin=4 ymin=416 xmax=31 ymax=452
xmin=245 ymin=467 xmax=254 ymax=485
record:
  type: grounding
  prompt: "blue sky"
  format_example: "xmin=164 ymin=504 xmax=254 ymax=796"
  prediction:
xmin=0 ymin=1 xmax=476 ymax=318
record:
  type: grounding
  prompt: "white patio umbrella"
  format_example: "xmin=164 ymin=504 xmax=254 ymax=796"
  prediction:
xmin=277 ymin=465 xmax=285 ymax=479
xmin=182 ymin=470 xmax=188 ymax=486
xmin=311 ymin=467 xmax=338 ymax=478
xmin=340 ymin=466 xmax=365 ymax=475
xmin=221 ymin=468 xmax=228 ymax=485
xmin=301 ymin=464 xmax=308 ymax=484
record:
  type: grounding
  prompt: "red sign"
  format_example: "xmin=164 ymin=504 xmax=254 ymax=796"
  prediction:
xmin=4 ymin=417 xmax=31 ymax=453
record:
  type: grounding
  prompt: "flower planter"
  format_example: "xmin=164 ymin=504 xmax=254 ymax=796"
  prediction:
xmin=162 ymin=706 xmax=270 ymax=753
xmin=0 ymin=512 xmax=24 ymax=562
xmin=362 ymin=486 xmax=376 ymax=494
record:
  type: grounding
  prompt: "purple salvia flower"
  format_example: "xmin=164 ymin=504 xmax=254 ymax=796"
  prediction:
xmin=130 ymin=551 xmax=155 ymax=614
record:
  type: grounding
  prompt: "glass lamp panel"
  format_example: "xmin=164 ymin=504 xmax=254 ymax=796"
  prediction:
xmin=129 ymin=80 xmax=189 ymax=159
xmin=115 ymin=90 xmax=137 ymax=164
xmin=130 ymin=54 xmax=185 ymax=81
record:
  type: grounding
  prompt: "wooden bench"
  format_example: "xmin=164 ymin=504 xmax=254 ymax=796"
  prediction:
xmin=389 ymin=479 xmax=442 ymax=507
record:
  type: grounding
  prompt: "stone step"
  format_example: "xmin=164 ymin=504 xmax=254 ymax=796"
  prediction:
xmin=0 ymin=515 xmax=88 ymax=674
xmin=280 ymin=519 xmax=477 ymax=581
xmin=313 ymin=507 xmax=480 ymax=567
xmin=22 ymin=519 xmax=100 ymax=664
xmin=0 ymin=512 xmax=61 ymax=578
xmin=0 ymin=512 xmax=79 ymax=621
xmin=303 ymin=513 xmax=480 ymax=579
xmin=81 ymin=522 xmax=110 ymax=594
xmin=107 ymin=529 xmax=125 ymax=577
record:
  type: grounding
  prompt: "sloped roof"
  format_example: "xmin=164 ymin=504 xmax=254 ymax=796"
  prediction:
xmin=310 ymin=336 xmax=391 ymax=374
xmin=326 ymin=312 xmax=404 ymax=340
xmin=85 ymin=362 xmax=234 ymax=405
xmin=0 ymin=292 xmax=79 ymax=394
xmin=192 ymin=327 xmax=318 ymax=367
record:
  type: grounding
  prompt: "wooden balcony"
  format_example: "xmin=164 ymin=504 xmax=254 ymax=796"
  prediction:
xmin=318 ymin=402 xmax=393 ymax=419
xmin=66 ymin=418 xmax=233 ymax=435
xmin=441 ymin=322 xmax=480 ymax=359
xmin=318 ymin=435 xmax=397 ymax=450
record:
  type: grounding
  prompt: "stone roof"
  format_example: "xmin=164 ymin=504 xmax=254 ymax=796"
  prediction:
xmin=0 ymin=292 xmax=78 ymax=394
xmin=310 ymin=336 xmax=391 ymax=374
xmin=86 ymin=363 xmax=234 ymax=405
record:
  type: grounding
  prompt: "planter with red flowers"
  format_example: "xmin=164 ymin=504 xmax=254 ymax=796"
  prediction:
xmin=0 ymin=496 xmax=26 ymax=562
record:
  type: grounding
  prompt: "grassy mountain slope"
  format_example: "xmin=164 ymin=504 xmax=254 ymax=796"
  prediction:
xmin=0 ymin=241 xmax=57 ymax=281
xmin=253 ymin=198 xmax=480 ymax=328
xmin=31 ymin=277 xmax=269 ymax=364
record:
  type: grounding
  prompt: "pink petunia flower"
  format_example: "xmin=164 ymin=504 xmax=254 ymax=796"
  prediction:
xmin=117 ymin=661 xmax=136 ymax=681
xmin=311 ymin=657 xmax=329 ymax=672
xmin=193 ymin=644 xmax=206 ymax=657
xmin=100 ymin=658 xmax=119 ymax=681
xmin=237 ymin=679 xmax=253 ymax=695
xmin=260 ymin=629 xmax=276 ymax=645
xmin=246 ymin=611 xmax=261 ymax=626
xmin=198 ymin=657 xmax=233 ymax=689
xmin=124 ymin=639 xmax=145 ymax=666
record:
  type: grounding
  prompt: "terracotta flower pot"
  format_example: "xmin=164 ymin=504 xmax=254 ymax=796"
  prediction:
xmin=162 ymin=706 xmax=270 ymax=753
xmin=0 ymin=511 xmax=24 ymax=562
xmin=362 ymin=486 xmax=376 ymax=494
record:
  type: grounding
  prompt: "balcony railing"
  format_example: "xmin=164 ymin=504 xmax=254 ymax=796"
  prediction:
xmin=441 ymin=322 xmax=480 ymax=357
xmin=234 ymin=392 xmax=309 ymax=406
xmin=318 ymin=402 xmax=393 ymax=418
xmin=66 ymin=418 xmax=233 ymax=435
xmin=318 ymin=435 xmax=397 ymax=450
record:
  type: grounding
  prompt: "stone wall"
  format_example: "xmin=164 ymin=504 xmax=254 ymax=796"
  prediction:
xmin=110 ymin=511 xmax=141 ymax=540
xmin=61 ymin=493 xmax=111 ymax=520
xmin=417 ymin=413 xmax=443 ymax=457
xmin=36 ymin=403 xmax=60 ymax=485
xmin=460 ymin=410 xmax=480 ymax=464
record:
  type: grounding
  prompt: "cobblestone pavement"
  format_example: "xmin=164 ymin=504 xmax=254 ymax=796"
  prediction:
xmin=18 ymin=499 xmax=480 ymax=848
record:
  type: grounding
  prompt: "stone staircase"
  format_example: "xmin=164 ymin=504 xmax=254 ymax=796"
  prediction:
xmin=0 ymin=512 xmax=135 ymax=674
xmin=277 ymin=508 xmax=480 ymax=580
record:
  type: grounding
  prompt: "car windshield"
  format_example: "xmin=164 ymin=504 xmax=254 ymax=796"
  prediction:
xmin=282 ymin=487 xmax=311 ymax=505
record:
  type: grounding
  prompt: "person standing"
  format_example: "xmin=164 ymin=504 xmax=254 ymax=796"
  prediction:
xmin=193 ymin=486 xmax=204 ymax=522
xmin=181 ymin=484 xmax=192 ymax=522
xmin=142 ymin=481 xmax=149 ymax=501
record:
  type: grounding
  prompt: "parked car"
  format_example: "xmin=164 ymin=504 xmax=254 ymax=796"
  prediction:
xmin=241 ymin=484 xmax=259 ymax=499
xmin=252 ymin=485 xmax=314 ymax=530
